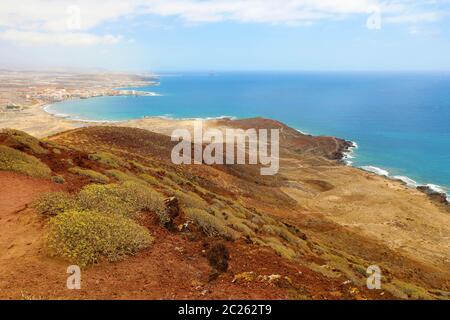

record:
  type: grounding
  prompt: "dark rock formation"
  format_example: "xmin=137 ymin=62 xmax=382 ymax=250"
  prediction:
xmin=417 ymin=186 xmax=448 ymax=205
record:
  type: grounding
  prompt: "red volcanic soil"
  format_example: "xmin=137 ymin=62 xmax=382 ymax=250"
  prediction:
xmin=0 ymin=171 xmax=381 ymax=300
xmin=0 ymin=172 xmax=65 ymax=216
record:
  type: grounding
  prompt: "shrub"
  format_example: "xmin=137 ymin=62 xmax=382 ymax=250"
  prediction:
xmin=185 ymin=208 xmax=238 ymax=240
xmin=0 ymin=129 xmax=48 ymax=154
xmin=172 ymin=190 xmax=208 ymax=209
xmin=139 ymin=174 xmax=160 ymax=186
xmin=263 ymin=237 xmax=296 ymax=260
xmin=206 ymin=242 xmax=229 ymax=273
xmin=51 ymin=175 xmax=65 ymax=184
xmin=78 ymin=182 xmax=165 ymax=218
xmin=262 ymin=225 xmax=301 ymax=245
xmin=46 ymin=210 xmax=153 ymax=266
xmin=0 ymin=145 xmax=51 ymax=178
xmin=229 ymin=221 xmax=255 ymax=237
xmin=166 ymin=172 xmax=187 ymax=185
xmin=130 ymin=160 xmax=151 ymax=172
xmin=69 ymin=167 xmax=109 ymax=183
xmin=88 ymin=152 xmax=127 ymax=168
xmin=105 ymin=169 xmax=144 ymax=184
xmin=34 ymin=192 xmax=78 ymax=216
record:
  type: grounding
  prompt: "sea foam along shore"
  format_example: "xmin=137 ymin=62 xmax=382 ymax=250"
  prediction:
xmin=360 ymin=165 xmax=450 ymax=203
xmin=343 ymin=141 xmax=358 ymax=166
xmin=43 ymin=104 xmax=121 ymax=123
xmin=339 ymin=139 xmax=449 ymax=202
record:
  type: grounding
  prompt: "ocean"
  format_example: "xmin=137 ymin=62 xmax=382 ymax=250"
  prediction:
xmin=46 ymin=72 xmax=450 ymax=196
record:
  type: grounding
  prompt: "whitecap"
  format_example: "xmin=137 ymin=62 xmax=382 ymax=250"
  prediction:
xmin=296 ymin=128 xmax=310 ymax=135
xmin=360 ymin=166 xmax=390 ymax=176
xmin=425 ymin=184 xmax=448 ymax=194
xmin=392 ymin=176 xmax=418 ymax=187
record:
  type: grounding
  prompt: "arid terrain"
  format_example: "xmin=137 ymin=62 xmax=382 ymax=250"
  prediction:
xmin=0 ymin=71 xmax=449 ymax=300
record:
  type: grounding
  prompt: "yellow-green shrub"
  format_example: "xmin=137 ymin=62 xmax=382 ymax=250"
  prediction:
xmin=139 ymin=174 xmax=160 ymax=186
xmin=262 ymin=225 xmax=301 ymax=245
xmin=69 ymin=167 xmax=109 ymax=183
xmin=51 ymin=175 xmax=65 ymax=184
xmin=46 ymin=210 xmax=153 ymax=266
xmin=229 ymin=221 xmax=256 ymax=237
xmin=172 ymin=190 xmax=208 ymax=209
xmin=88 ymin=152 xmax=126 ymax=168
xmin=130 ymin=160 xmax=151 ymax=172
xmin=185 ymin=208 xmax=238 ymax=240
xmin=105 ymin=169 xmax=145 ymax=184
xmin=34 ymin=192 xmax=78 ymax=216
xmin=0 ymin=145 xmax=51 ymax=178
xmin=1 ymin=129 xmax=48 ymax=154
xmin=263 ymin=237 xmax=296 ymax=260
xmin=78 ymin=182 xmax=165 ymax=218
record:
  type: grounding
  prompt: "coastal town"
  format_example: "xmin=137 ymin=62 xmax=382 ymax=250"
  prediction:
xmin=0 ymin=70 xmax=157 ymax=112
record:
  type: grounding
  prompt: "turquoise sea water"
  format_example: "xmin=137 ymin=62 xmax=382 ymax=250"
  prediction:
xmin=46 ymin=72 xmax=450 ymax=195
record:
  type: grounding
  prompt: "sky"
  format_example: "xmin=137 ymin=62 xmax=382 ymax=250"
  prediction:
xmin=1 ymin=0 xmax=450 ymax=72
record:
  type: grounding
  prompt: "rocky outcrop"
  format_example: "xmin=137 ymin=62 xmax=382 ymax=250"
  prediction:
xmin=417 ymin=186 xmax=449 ymax=205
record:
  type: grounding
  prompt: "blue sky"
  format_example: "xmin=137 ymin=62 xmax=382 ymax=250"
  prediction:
xmin=1 ymin=0 xmax=450 ymax=72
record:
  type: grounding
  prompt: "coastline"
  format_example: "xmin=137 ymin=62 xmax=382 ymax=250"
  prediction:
xmin=3 ymin=81 xmax=449 ymax=204
xmin=340 ymin=140 xmax=450 ymax=203
xmin=46 ymin=99 xmax=450 ymax=204
xmin=3 ymin=88 xmax=450 ymax=278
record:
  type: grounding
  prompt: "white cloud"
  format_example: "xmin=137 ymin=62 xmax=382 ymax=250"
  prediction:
xmin=0 ymin=29 xmax=122 ymax=46
xmin=385 ymin=12 xmax=441 ymax=24
xmin=0 ymin=0 xmax=446 ymax=46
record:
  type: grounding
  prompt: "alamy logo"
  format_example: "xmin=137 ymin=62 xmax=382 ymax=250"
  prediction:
xmin=67 ymin=265 xmax=81 ymax=290
xmin=366 ymin=6 xmax=382 ymax=30
xmin=66 ymin=5 xmax=82 ymax=30
xmin=366 ymin=265 xmax=382 ymax=289
xmin=171 ymin=121 xmax=279 ymax=175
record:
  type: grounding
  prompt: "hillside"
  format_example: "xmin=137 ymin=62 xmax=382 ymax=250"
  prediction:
xmin=0 ymin=121 xmax=448 ymax=300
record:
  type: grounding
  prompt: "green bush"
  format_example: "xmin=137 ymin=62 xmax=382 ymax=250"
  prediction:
xmin=0 ymin=145 xmax=51 ymax=178
xmin=78 ymin=182 xmax=165 ymax=218
xmin=185 ymin=208 xmax=238 ymax=240
xmin=34 ymin=192 xmax=78 ymax=216
xmin=0 ymin=129 xmax=48 ymax=154
xmin=46 ymin=210 xmax=153 ymax=266
xmin=69 ymin=167 xmax=109 ymax=183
